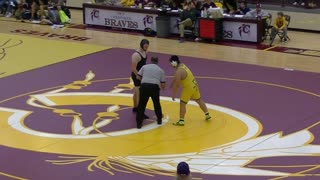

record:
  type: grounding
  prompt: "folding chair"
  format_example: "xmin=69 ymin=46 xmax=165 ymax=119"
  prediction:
xmin=263 ymin=13 xmax=273 ymax=41
xmin=184 ymin=19 xmax=198 ymax=38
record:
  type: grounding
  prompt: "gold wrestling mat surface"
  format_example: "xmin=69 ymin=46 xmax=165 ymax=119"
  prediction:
xmin=0 ymin=33 xmax=110 ymax=78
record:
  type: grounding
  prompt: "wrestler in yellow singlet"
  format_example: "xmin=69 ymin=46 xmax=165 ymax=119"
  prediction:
xmin=169 ymin=55 xmax=211 ymax=126
xmin=179 ymin=63 xmax=201 ymax=104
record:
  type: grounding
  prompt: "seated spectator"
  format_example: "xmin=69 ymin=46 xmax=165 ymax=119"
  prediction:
xmin=31 ymin=0 xmax=48 ymax=20
xmin=160 ymin=0 xmax=175 ymax=9
xmin=175 ymin=162 xmax=192 ymax=180
xmin=270 ymin=12 xmax=288 ymax=42
xmin=51 ymin=0 xmax=71 ymax=19
xmin=293 ymin=0 xmax=305 ymax=6
xmin=134 ymin=0 xmax=158 ymax=7
xmin=223 ymin=0 xmax=237 ymax=14
xmin=160 ymin=0 xmax=184 ymax=10
xmin=244 ymin=4 xmax=269 ymax=38
xmin=14 ymin=0 xmax=34 ymax=20
xmin=192 ymin=0 xmax=201 ymax=11
xmin=214 ymin=0 xmax=223 ymax=8
xmin=120 ymin=0 xmax=134 ymax=6
xmin=201 ymin=0 xmax=216 ymax=11
xmin=1 ymin=0 xmax=17 ymax=17
xmin=14 ymin=0 xmax=31 ymax=19
xmin=0 ymin=0 xmax=8 ymax=15
xmin=175 ymin=0 xmax=184 ymax=9
xmin=178 ymin=1 xmax=198 ymax=43
xmin=244 ymin=3 xmax=269 ymax=18
xmin=235 ymin=1 xmax=250 ymax=15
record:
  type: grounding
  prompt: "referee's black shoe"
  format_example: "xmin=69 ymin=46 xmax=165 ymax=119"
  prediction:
xmin=143 ymin=114 xmax=149 ymax=119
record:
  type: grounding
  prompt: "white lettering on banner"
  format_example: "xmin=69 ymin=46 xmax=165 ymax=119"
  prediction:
xmin=223 ymin=21 xmax=258 ymax=42
xmin=84 ymin=8 xmax=157 ymax=31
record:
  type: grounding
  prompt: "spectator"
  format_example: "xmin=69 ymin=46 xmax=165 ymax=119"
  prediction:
xmin=160 ymin=0 xmax=175 ymax=9
xmin=120 ymin=0 xmax=135 ymax=6
xmin=235 ymin=1 xmax=250 ymax=15
xmin=1 ymin=0 xmax=17 ymax=17
xmin=174 ymin=0 xmax=184 ymax=9
xmin=270 ymin=12 xmax=288 ymax=43
xmin=175 ymin=162 xmax=192 ymax=180
xmin=15 ymin=0 xmax=31 ymax=19
xmin=223 ymin=0 xmax=237 ymax=14
xmin=293 ymin=0 xmax=305 ymax=6
xmin=134 ymin=0 xmax=158 ymax=7
xmin=136 ymin=57 xmax=165 ymax=129
xmin=244 ymin=3 xmax=269 ymax=18
xmin=15 ymin=0 xmax=33 ymax=20
xmin=192 ymin=0 xmax=201 ymax=11
xmin=244 ymin=4 xmax=270 ymax=38
xmin=31 ymin=0 xmax=48 ymax=20
xmin=201 ymin=0 xmax=216 ymax=11
xmin=0 ymin=0 xmax=8 ymax=15
xmin=160 ymin=0 xmax=183 ymax=10
xmin=178 ymin=2 xmax=199 ymax=43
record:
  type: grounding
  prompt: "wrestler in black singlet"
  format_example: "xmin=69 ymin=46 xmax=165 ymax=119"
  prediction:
xmin=131 ymin=51 xmax=147 ymax=87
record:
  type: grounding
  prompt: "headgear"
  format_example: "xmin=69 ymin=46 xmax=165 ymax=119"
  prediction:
xmin=151 ymin=57 xmax=158 ymax=64
xmin=140 ymin=39 xmax=149 ymax=51
xmin=169 ymin=55 xmax=180 ymax=67
xmin=177 ymin=162 xmax=190 ymax=175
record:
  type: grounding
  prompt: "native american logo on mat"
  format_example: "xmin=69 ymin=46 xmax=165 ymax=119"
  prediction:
xmin=0 ymin=71 xmax=319 ymax=179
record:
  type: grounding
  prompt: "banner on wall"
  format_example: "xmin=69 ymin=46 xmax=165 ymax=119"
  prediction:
xmin=84 ymin=8 xmax=158 ymax=31
xmin=169 ymin=16 xmax=180 ymax=34
xmin=223 ymin=21 xmax=258 ymax=42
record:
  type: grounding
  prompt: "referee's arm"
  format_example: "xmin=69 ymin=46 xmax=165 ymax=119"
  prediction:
xmin=137 ymin=67 xmax=144 ymax=80
xmin=160 ymin=70 xmax=166 ymax=90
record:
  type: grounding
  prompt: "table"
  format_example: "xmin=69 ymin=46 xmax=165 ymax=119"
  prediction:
xmin=83 ymin=3 xmax=264 ymax=43
xmin=222 ymin=17 xmax=264 ymax=43
xmin=83 ymin=3 xmax=181 ymax=33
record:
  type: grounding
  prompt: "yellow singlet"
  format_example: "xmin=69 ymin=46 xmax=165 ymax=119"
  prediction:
xmin=179 ymin=64 xmax=201 ymax=103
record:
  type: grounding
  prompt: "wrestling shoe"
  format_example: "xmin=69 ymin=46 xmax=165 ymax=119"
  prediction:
xmin=205 ymin=113 xmax=211 ymax=121
xmin=173 ymin=120 xmax=185 ymax=126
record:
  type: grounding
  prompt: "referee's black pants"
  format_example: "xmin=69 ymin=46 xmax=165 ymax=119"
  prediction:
xmin=136 ymin=83 xmax=163 ymax=128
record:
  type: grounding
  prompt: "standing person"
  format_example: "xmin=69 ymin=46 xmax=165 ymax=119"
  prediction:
xmin=175 ymin=162 xmax=192 ymax=180
xmin=169 ymin=55 xmax=211 ymax=126
xmin=131 ymin=39 xmax=149 ymax=113
xmin=136 ymin=57 xmax=166 ymax=129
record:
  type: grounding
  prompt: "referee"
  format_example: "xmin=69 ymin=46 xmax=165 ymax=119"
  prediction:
xmin=136 ymin=57 xmax=166 ymax=129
